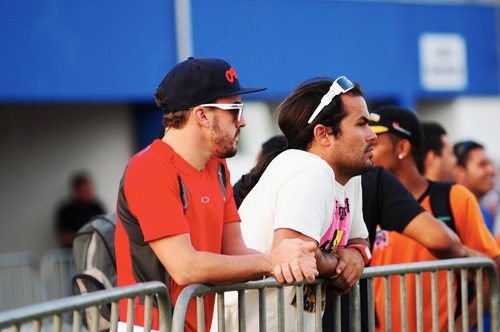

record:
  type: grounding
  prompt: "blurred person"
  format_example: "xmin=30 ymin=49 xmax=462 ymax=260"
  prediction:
xmin=454 ymin=140 xmax=497 ymax=234
xmin=369 ymin=106 xmax=500 ymax=332
xmin=233 ymin=134 xmax=287 ymax=207
xmin=220 ymin=77 xmax=373 ymax=331
xmin=55 ymin=171 xmax=105 ymax=248
xmin=114 ymin=57 xmax=318 ymax=332
xmin=419 ymin=121 xmax=456 ymax=182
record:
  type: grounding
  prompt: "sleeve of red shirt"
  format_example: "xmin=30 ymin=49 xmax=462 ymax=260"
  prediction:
xmin=124 ymin=154 xmax=190 ymax=242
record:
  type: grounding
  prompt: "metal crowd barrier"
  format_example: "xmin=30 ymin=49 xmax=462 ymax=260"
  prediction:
xmin=171 ymin=257 xmax=499 ymax=332
xmin=0 ymin=252 xmax=40 ymax=311
xmin=0 ymin=282 xmax=172 ymax=332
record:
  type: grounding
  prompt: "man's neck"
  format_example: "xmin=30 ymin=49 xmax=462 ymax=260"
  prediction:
xmin=395 ymin=162 xmax=429 ymax=200
xmin=162 ymin=127 xmax=212 ymax=171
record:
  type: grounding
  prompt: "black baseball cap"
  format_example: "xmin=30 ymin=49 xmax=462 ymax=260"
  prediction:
xmin=369 ymin=105 xmax=424 ymax=150
xmin=157 ymin=57 xmax=267 ymax=113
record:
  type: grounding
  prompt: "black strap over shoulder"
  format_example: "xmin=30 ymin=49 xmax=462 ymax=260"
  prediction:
xmin=427 ymin=181 xmax=456 ymax=232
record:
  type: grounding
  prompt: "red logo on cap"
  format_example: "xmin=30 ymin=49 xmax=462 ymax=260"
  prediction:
xmin=225 ymin=67 xmax=238 ymax=83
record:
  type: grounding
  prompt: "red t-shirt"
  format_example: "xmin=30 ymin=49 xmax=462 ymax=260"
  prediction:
xmin=115 ymin=140 xmax=240 ymax=331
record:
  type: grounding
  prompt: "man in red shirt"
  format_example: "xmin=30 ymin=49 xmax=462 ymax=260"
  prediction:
xmin=115 ymin=57 xmax=318 ymax=331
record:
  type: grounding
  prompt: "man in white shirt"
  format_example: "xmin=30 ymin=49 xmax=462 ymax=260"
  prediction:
xmin=219 ymin=77 xmax=375 ymax=331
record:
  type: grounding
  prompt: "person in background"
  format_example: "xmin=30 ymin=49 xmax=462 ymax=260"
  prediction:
xmin=114 ymin=57 xmax=318 ymax=332
xmin=55 ymin=171 xmax=105 ymax=248
xmin=454 ymin=140 xmax=497 ymax=234
xmin=233 ymin=134 xmax=287 ymax=207
xmin=369 ymin=105 xmax=500 ymax=332
xmin=420 ymin=121 xmax=456 ymax=182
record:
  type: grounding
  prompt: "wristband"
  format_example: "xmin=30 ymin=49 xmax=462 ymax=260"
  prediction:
xmin=346 ymin=243 xmax=372 ymax=265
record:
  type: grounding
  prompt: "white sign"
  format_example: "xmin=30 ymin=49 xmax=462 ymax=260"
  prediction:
xmin=419 ymin=33 xmax=468 ymax=91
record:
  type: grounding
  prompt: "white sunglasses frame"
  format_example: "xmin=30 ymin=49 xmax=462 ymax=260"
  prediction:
xmin=307 ymin=76 xmax=355 ymax=124
xmin=198 ymin=103 xmax=244 ymax=122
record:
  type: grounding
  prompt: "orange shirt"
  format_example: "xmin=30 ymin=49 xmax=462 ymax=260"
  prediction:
xmin=371 ymin=184 xmax=500 ymax=332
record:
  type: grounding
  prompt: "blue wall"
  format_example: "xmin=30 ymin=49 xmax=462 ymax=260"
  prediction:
xmin=0 ymin=1 xmax=176 ymax=101
xmin=0 ymin=1 xmax=498 ymax=106
xmin=191 ymin=0 xmax=499 ymax=106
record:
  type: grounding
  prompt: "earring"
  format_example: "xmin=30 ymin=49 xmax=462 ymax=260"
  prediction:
xmin=398 ymin=154 xmax=404 ymax=160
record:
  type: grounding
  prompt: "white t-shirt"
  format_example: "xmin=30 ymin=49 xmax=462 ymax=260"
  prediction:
xmin=216 ymin=149 xmax=368 ymax=331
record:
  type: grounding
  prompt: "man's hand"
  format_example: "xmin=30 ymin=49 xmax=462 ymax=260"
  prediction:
xmin=270 ymin=238 xmax=318 ymax=284
xmin=329 ymin=247 xmax=365 ymax=294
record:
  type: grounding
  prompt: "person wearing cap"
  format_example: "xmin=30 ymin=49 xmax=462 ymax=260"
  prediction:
xmin=114 ymin=57 xmax=318 ymax=332
xmin=218 ymin=77 xmax=374 ymax=331
xmin=369 ymin=105 xmax=500 ymax=332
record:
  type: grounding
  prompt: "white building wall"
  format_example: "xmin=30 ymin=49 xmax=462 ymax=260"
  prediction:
xmin=0 ymin=104 xmax=134 ymax=255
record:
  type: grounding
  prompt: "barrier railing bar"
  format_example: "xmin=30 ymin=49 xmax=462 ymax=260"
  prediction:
xmin=196 ymin=296 xmax=204 ymax=332
xmin=258 ymin=288 xmax=266 ymax=332
xmin=477 ymin=268 xmax=484 ymax=332
xmin=110 ymin=301 xmax=119 ymax=332
xmin=53 ymin=313 xmax=61 ymax=332
xmin=216 ymin=292 xmax=225 ymax=332
xmin=431 ymin=271 xmax=438 ymax=332
xmin=460 ymin=269 xmax=469 ymax=330
xmin=143 ymin=294 xmax=153 ymax=332
xmin=383 ymin=275 xmax=390 ymax=332
xmin=314 ymin=284 xmax=321 ymax=332
xmin=238 ymin=290 xmax=246 ymax=332
xmin=446 ymin=270 xmax=454 ymax=332
xmin=349 ymin=283 xmax=360 ymax=332
xmin=399 ymin=274 xmax=407 ymax=332
xmin=415 ymin=272 xmax=422 ymax=332
xmin=367 ymin=278 xmax=375 ymax=332
xmin=277 ymin=287 xmax=285 ymax=332
xmin=0 ymin=282 xmax=168 ymax=332
xmin=296 ymin=284 xmax=304 ymax=332
xmin=72 ymin=309 xmax=81 ymax=332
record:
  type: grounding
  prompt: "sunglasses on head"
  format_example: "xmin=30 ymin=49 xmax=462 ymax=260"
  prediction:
xmin=307 ymin=76 xmax=355 ymax=124
xmin=199 ymin=103 xmax=244 ymax=122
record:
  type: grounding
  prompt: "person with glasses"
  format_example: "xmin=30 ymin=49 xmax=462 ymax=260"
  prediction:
xmin=369 ymin=106 xmax=500 ymax=332
xmin=219 ymin=76 xmax=374 ymax=331
xmin=114 ymin=57 xmax=319 ymax=332
xmin=454 ymin=140 xmax=497 ymax=234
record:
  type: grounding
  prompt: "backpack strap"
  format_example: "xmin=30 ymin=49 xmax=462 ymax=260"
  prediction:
xmin=427 ymin=181 xmax=456 ymax=232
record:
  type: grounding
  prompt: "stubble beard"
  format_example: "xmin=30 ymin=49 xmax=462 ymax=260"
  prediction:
xmin=210 ymin=116 xmax=239 ymax=159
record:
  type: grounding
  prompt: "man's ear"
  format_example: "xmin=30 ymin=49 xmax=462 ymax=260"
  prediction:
xmin=424 ymin=150 xmax=437 ymax=168
xmin=312 ymin=124 xmax=332 ymax=146
xmin=395 ymin=139 xmax=412 ymax=159
xmin=193 ymin=107 xmax=210 ymax=128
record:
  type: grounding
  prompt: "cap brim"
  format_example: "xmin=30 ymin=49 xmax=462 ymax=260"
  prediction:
xmin=225 ymin=86 xmax=267 ymax=97
xmin=369 ymin=125 xmax=389 ymax=134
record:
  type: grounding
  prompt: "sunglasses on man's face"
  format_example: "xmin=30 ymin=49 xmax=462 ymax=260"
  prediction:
xmin=307 ymin=76 xmax=355 ymax=124
xmin=199 ymin=103 xmax=244 ymax=122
